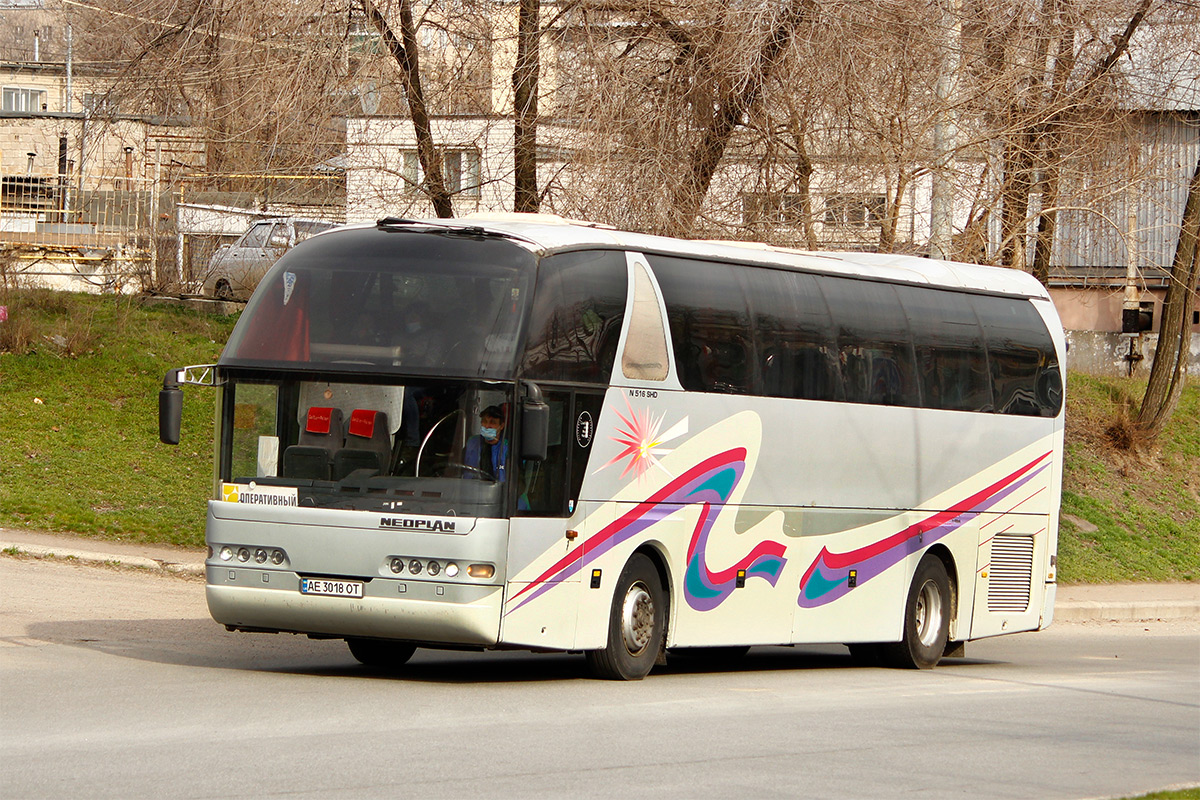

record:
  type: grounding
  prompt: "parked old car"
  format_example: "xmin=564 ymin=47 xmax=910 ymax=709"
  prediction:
xmin=203 ymin=218 xmax=338 ymax=300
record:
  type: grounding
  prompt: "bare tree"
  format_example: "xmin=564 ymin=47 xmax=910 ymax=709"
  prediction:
xmin=361 ymin=0 xmax=453 ymax=217
xmin=513 ymin=0 xmax=541 ymax=213
xmin=1138 ymin=154 xmax=1200 ymax=435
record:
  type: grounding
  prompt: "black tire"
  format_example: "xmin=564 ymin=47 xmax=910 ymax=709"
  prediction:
xmin=882 ymin=555 xmax=951 ymax=669
xmin=346 ymin=638 xmax=416 ymax=668
xmin=214 ymin=280 xmax=234 ymax=301
xmin=585 ymin=554 xmax=665 ymax=680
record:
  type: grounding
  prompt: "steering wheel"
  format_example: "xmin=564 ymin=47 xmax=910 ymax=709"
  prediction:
xmin=415 ymin=409 xmax=462 ymax=478
xmin=439 ymin=461 xmax=490 ymax=480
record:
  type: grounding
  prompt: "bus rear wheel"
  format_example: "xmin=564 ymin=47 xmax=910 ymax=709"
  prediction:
xmin=586 ymin=554 xmax=665 ymax=681
xmin=346 ymin=638 xmax=416 ymax=669
xmin=882 ymin=554 xmax=951 ymax=669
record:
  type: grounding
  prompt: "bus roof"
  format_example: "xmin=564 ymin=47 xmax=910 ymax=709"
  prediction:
xmin=351 ymin=215 xmax=1051 ymax=301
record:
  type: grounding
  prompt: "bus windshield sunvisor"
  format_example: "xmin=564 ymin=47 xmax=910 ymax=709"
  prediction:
xmin=220 ymin=227 xmax=537 ymax=379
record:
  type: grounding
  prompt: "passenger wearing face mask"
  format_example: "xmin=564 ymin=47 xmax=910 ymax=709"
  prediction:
xmin=461 ymin=405 xmax=508 ymax=482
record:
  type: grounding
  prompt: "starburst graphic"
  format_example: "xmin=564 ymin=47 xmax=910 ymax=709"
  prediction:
xmin=598 ymin=395 xmax=689 ymax=480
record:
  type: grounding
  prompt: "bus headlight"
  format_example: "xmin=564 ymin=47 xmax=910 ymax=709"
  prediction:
xmin=445 ymin=563 xmax=459 ymax=578
xmin=237 ymin=547 xmax=251 ymax=562
xmin=390 ymin=558 xmax=404 ymax=574
xmin=254 ymin=548 xmax=268 ymax=564
xmin=219 ymin=546 xmax=234 ymax=562
xmin=427 ymin=561 xmax=441 ymax=576
xmin=467 ymin=564 xmax=495 ymax=579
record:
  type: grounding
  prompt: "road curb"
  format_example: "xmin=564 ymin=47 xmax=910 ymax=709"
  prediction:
xmin=0 ymin=541 xmax=206 ymax=577
xmin=1054 ymin=600 xmax=1200 ymax=622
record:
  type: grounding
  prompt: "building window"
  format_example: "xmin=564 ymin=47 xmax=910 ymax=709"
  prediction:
xmin=743 ymin=192 xmax=806 ymax=225
xmin=399 ymin=148 xmax=481 ymax=197
xmin=824 ymin=194 xmax=887 ymax=227
xmin=402 ymin=151 xmax=420 ymax=193
xmin=82 ymin=93 xmax=117 ymax=115
xmin=3 ymin=87 xmax=47 ymax=113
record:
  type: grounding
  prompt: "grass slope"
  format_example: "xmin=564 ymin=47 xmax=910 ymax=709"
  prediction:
xmin=1059 ymin=373 xmax=1199 ymax=582
xmin=0 ymin=291 xmax=234 ymax=546
xmin=0 ymin=290 xmax=1196 ymax=583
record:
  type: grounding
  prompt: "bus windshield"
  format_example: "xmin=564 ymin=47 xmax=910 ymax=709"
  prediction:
xmin=221 ymin=372 xmax=516 ymax=518
xmin=219 ymin=226 xmax=537 ymax=379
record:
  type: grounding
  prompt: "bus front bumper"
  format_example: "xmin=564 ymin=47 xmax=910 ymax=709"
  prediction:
xmin=206 ymin=566 xmax=502 ymax=646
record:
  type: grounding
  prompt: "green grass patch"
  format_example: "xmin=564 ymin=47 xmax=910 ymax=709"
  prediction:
xmin=0 ymin=290 xmax=236 ymax=547
xmin=1058 ymin=372 xmax=1200 ymax=583
xmin=1119 ymin=789 xmax=1200 ymax=800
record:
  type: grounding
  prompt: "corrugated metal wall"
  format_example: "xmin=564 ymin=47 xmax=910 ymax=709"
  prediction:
xmin=1053 ymin=112 xmax=1200 ymax=273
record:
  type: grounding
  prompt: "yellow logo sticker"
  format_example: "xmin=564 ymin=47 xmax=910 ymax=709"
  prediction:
xmin=221 ymin=483 xmax=240 ymax=503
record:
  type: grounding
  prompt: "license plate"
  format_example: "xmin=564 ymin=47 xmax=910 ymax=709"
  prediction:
xmin=300 ymin=578 xmax=364 ymax=598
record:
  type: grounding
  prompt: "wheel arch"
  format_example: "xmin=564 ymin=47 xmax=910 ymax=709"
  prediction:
xmin=923 ymin=543 xmax=960 ymax=635
xmin=632 ymin=542 xmax=673 ymax=637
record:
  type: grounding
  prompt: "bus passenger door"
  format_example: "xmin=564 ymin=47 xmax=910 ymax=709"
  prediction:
xmin=501 ymin=391 xmax=604 ymax=649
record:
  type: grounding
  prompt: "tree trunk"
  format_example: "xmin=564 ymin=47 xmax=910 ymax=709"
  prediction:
xmin=1138 ymin=154 xmax=1200 ymax=434
xmin=513 ymin=0 xmax=541 ymax=213
xmin=361 ymin=0 xmax=454 ymax=218
xmin=668 ymin=0 xmax=816 ymax=234
xmin=999 ymin=132 xmax=1034 ymax=270
xmin=795 ymin=134 xmax=819 ymax=250
xmin=879 ymin=171 xmax=909 ymax=254
xmin=1030 ymin=12 xmax=1074 ymax=286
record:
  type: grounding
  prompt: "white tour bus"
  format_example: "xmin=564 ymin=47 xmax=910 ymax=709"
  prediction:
xmin=159 ymin=215 xmax=1065 ymax=680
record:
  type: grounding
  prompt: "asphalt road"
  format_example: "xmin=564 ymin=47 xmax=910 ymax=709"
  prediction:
xmin=2 ymin=556 xmax=1197 ymax=800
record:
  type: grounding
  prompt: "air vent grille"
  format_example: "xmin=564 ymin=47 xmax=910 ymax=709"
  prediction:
xmin=988 ymin=534 xmax=1034 ymax=612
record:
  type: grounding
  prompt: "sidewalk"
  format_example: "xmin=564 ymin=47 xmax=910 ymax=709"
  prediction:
xmin=2 ymin=527 xmax=1199 ymax=622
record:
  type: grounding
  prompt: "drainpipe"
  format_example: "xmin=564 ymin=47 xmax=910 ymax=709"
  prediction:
xmin=66 ymin=24 xmax=73 ymax=113
xmin=1122 ymin=210 xmax=1144 ymax=376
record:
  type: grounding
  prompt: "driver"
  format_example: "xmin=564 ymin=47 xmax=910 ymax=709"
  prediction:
xmin=462 ymin=405 xmax=508 ymax=481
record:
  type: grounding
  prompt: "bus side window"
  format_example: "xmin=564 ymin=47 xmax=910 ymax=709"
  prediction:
xmin=747 ymin=268 xmax=842 ymax=402
xmin=649 ymin=255 xmax=757 ymax=395
xmin=895 ymin=284 xmax=992 ymax=413
xmin=818 ymin=277 xmax=920 ymax=407
xmin=520 ymin=250 xmax=627 ymax=384
xmin=971 ymin=295 xmax=1060 ymax=417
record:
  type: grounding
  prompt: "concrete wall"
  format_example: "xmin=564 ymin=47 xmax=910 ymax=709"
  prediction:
xmin=1065 ymin=329 xmax=1200 ymax=378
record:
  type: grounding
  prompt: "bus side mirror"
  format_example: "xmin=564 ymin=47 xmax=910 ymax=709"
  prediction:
xmin=520 ymin=382 xmax=548 ymax=461
xmin=159 ymin=370 xmax=182 ymax=445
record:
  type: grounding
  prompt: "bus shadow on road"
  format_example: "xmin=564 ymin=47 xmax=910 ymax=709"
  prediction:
xmin=25 ymin=619 xmax=1005 ymax=681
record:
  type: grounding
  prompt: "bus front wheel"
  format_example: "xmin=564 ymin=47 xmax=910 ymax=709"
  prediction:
xmin=346 ymin=638 xmax=416 ymax=669
xmin=586 ymin=554 xmax=665 ymax=680
xmin=883 ymin=554 xmax=951 ymax=669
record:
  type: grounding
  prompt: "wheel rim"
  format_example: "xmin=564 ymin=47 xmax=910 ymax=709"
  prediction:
xmin=620 ymin=581 xmax=654 ymax=656
xmin=914 ymin=578 xmax=944 ymax=649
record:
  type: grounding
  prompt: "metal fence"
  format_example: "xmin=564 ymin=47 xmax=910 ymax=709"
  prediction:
xmin=1 ymin=172 xmax=346 ymax=294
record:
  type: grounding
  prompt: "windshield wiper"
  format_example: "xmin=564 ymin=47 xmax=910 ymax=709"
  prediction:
xmin=375 ymin=217 xmax=538 ymax=246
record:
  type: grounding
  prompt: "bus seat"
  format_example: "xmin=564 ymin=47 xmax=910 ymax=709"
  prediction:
xmin=283 ymin=446 xmax=332 ymax=480
xmin=298 ymin=406 xmax=344 ymax=448
xmin=282 ymin=406 xmax=344 ymax=479
xmin=332 ymin=409 xmax=390 ymax=479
